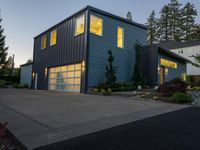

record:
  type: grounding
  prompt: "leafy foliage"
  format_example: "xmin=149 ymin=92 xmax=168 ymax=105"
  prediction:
xmin=105 ymin=50 xmax=117 ymax=87
xmin=0 ymin=80 xmax=6 ymax=88
xmin=158 ymin=78 xmax=188 ymax=97
xmin=170 ymin=92 xmax=193 ymax=103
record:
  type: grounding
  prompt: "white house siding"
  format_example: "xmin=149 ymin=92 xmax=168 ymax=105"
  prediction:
xmin=170 ymin=45 xmax=200 ymax=75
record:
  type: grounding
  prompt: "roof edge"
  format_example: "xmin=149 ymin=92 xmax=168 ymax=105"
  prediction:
xmin=34 ymin=5 xmax=147 ymax=39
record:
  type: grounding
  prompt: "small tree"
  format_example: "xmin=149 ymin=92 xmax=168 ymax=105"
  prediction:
xmin=132 ymin=42 xmax=143 ymax=86
xmin=0 ymin=18 xmax=8 ymax=66
xmin=105 ymin=49 xmax=117 ymax=87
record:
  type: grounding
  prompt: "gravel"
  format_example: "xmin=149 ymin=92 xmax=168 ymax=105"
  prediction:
xmin=188 ymin=91 xmax=200 ymax=106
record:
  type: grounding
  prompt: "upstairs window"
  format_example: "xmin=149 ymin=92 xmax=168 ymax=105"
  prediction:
xmin=117 ymin=27 xmax=124 ymax=48
xmin=41 ymin=35 xmax=47 ymax=49
xmin=75 ymin=15 xmax=85 ymax=36
xmin=90 ymin=15 xmax=103 ymax=36
xmin=50 ymin=30 xmax=57 ymax=46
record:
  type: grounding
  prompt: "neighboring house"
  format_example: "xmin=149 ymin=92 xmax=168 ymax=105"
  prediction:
xmin=20 ymin=63 xmax=33 ymax=87
xmin=159 ymin=41 xmax=200 ymax=76
xmin=141 ymin=45 xmax=189 ymax=87
xmin=32 ymin=6 xmax=147 ymax=93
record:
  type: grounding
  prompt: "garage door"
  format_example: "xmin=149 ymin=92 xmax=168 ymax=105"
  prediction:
xmin=48 ymin=63 xmax=81 ymax=93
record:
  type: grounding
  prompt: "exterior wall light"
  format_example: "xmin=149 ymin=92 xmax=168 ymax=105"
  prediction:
xmin=32 ymin=72 xmax=35 ymax=78
xmin=45 ymin=67 xmax=48 ymax=77
xmin=165 ymin=68 xmax=168 ymax=75
xmin=82 ymin=61 xmax=86 ymax=72
xmin=157 ymin=66 xmax=160 ymax=74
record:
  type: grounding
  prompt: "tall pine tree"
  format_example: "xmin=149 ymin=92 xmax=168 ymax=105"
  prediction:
xmin=146 ymin=10 xmax=158 ymax=44
xmin=181 ymin=2 xmax=197 ymax=41
xmin=168 ymin=0 xmax=182 ymax=41
xmin=157 ymin=5 xmax=170 ymax=41
xmin=0 ymin=18 xmax=8 ymax=65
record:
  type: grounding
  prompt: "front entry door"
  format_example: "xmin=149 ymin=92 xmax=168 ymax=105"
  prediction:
xmin=160 ymin=66 xmax=165 ymax=85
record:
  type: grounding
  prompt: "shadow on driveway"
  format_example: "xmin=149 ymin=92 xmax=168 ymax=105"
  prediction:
xmin=35 ymin=107 xmax=200 ymax=150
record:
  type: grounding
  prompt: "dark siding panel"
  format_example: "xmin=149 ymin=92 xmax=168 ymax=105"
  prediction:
xmin=141 ymin=46 xmax=158 ymax=87
xmin=32 ymin=11 xmax=87 ymax=91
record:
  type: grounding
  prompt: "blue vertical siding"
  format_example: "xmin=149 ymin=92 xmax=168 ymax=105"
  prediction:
xmin=87 ymin=12 xmax=147 ymax=87
xmin=158 ymin=53 xmax=187 ymax=84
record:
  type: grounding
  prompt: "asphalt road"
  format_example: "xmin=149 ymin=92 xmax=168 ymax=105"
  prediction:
xmin=35 ymin=107 xmax=200 ymax=150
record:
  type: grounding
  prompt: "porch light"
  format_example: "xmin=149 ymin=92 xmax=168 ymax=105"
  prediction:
xmin=165 ymin=68 xmax=168 ymax=75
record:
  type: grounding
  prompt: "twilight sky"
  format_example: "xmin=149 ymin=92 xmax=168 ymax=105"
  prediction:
xmin=1 ymin=0 xmax=200 ymax=67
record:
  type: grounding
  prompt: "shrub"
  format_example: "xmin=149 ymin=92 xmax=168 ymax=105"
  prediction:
xmin=96 ymin=81 xmax=107 ymax=92
xmin=170 ymin=92 xmax=193 ymax=104
xmin=0 ymin=80 xmax=6 ymax=88
xmin=158 ymin=78 xmax=188 ymax=97
xmin=14 ymin=83 xmax=29 ymax=89
xmin=0 ymin=122 xmax=8 ymax=138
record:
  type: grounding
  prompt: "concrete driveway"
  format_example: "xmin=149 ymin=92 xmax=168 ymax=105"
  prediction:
xmin=0 ymin=89 xmax=189 ymax=149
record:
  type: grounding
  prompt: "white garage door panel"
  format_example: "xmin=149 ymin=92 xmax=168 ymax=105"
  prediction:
xmin=48 ymin=63 xmax=81 ymax=93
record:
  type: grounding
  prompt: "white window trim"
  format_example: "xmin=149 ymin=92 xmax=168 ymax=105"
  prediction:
xmin=90 ymin=14 xmax=103 ymax=36
xmin=41 ymin=35 xmax=47 ymax=50
xmin=117 ymin=26 xmax=124 ymax=49
xmin=50 ymin=29 xmax=57 ymax=46
xmin=75 ymin=14 xmax=85 ymax=36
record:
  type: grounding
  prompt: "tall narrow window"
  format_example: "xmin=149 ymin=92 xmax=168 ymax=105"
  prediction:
xmin=50 ymin=30 xmax=57 ymax=46
xmin=90 ymin=15 xmax=103 ymax=36
xmin=41 ymin=35 xmax=47 ymax=49
xmin=117 ymin=27 xmax=124 ymax=48
xmin=75 ymin=15 xmax=85 ymax=36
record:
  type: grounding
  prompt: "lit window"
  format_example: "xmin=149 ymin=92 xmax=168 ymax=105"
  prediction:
xmin=117 ymin=27 xmax=124 ymax=48
xmin=41 ymin=35 xmax=47 ymax=49
xmin=90 ymin=15 xmax=103 ymax=36
xmin=75 ymin=15 xmax=85 ymax=36
xmin=160 ymin=58 xmax=177 ymax=69
xmin=50 ymin=30 xmax=57 ymax=46
xmin=181 ymin=72 xmax=187 ymax=81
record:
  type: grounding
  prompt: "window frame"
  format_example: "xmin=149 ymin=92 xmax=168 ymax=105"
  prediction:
xmin=75 ymin=14 xmax=85 ymax=36
xmin=117 ymin=26 xmax=124 ymax=49
xmin=50 ymin=29 xmax=57 ymax=46
xmin=90 ymin=14 xmax=103 ymax=36
xmin=41 ymin=34 xmax=47 ymax=50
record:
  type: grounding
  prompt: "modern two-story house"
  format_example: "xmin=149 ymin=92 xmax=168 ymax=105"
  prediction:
xmin=32 ymin=6 xmax=147 ymax=93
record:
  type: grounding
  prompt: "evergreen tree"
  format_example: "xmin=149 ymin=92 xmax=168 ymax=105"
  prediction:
xmin=157 ymin=5 xmax=170 ymax=41
xmin=0 ymin=18 xmax=8 ymax=65
xmin=181 ymin=2 xmax=197 ymax=41
xmin=146 ymin=10 xmax=158 ymax=44
xmin=132 ymin=42 xmax=143 ymax=86
xmin=168 ymin=0 xmax=182 ymax=41
xmin=126 ymin=11 xmax=133 ymax=21
xmin=105 ymin=49 xmax=117 ymax=87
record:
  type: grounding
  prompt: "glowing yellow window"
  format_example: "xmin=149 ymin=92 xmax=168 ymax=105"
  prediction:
xmin=160 ymin=58 xmax=177 ymax=69
xmin=74 ymin=78 xmax=81 ymax=84
xmin=75 ymin=71 xmax=81 ymax=77
xmin=41 ymin=35 xmax=47 ymax=49
xmin=50 ymin=30 xmax=57 ymax=46
xmin=181 ymin=73 xmax=187 ymax=81
xmin=75 ymin=64 xmax=81 ymax=70
xmin=117 ymin=27 xmax=124 ymax=48
xmin=75 ymin=15 xmax=85 ymax=36
xmin=67 ymin=72 xmax=74 ymax=77
xmin=67 ymin=65 xmax=74 ymax=71
xmin=90 ymin=15 xmax=103 ymax=36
